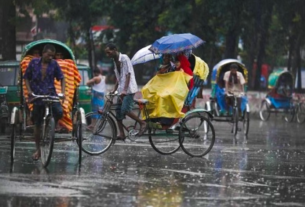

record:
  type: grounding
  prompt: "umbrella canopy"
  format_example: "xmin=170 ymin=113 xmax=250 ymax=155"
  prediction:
xmin=131 ymin=45 xmax=161 ymax=65
xmin=149 ymin=33 xmax=205 ymax=54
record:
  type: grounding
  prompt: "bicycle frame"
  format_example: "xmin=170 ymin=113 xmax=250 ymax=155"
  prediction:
xmin=29 ymin=94 xmax=61 ymax=137
xmin=100 ymin=93 xmax=143 ymax=135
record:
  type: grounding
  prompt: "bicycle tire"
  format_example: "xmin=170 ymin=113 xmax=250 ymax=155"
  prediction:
xmin=284 ymin=106 xmax=295 ymax=123
xmin=232 ymin=108 xmax=238 ymax=135
xmin=179 ymin=114 xmax=215 ymax=157
xmin=243 ymin=111 xmax=250 ymax=135
xmin=76 ymin=120 xmax=82 ymax=165
xmin=40 ymin=116 xmax=55 ymax=168
xmin=10 ymin=124 xmax=16 ymax=164
xmin=297 ymin=103 xmax=305 ymax=123
xmin=259 ymin=100 xmax=270 ymax=121
xmin=148 ymin=124 xmax=180 ymax=155
xmin=82 ymin=112 xmax=115 ymax=155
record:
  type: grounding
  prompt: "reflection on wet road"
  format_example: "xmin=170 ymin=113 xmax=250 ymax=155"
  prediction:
xmin=0 ymin=117 xmax=305 ymax=206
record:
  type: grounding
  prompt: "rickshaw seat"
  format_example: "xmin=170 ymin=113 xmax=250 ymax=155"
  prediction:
xmin=134 ymin=99 xmax=149 ymax=105
xmin=267 ymin=96 xmax=292 ymax=109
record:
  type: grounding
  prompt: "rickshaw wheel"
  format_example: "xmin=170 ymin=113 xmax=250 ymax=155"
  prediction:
xmin=76 ymin=120 xmax=82 ymax=165
xmin=81 ymin=112 xmax=115 ymax=155
xmin=284 ymin=107 xmax=295 ymax=122
xmin=259 ymin=100 xmax=270 ymax=121
xmin=297 ymin=103 xmax=305 ymax=123
xmin=40 ymin=116 xmax=55 ymax=168
xmin=10 ymin=124 xmax=16 ymax=164
xmin=148 ymin=125 xmax=180 ymax=155
xmin=243 ymin=112 xmax=250 ymax=135
xmin=179 ymin=114 xmax=215 ymax=157
xmin=232 ymin=108 xmax=238 ymax=136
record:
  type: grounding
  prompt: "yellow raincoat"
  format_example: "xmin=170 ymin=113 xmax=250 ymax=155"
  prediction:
xmin=141 ymin=70 xmax=192 ymax=119
xmin=193 ymin=55 xmax=209 ymax=80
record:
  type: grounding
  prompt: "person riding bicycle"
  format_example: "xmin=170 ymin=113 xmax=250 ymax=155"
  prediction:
xmin=104 ymin=43 xmax=147 ymax=140
xmin=24 ymin=44 xmax=65 ymax=160
xmin=268 ymin=75 xmax=292 ymax=99
xmin=223 ymin=63 xmax=246 ymax=115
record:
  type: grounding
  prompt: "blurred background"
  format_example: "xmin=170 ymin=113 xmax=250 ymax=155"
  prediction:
xmin=0 ymin=0 xmax=304 ymax=91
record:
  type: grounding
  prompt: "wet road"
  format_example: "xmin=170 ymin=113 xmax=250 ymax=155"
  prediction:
xmin=0 ymin=116 xmax=305 ymax=207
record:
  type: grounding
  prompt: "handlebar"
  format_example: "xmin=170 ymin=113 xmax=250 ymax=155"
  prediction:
xmin=105 ymin=91 xmax=120 ymax=100
xmin=226 ymin=92 xmax=245 ymax=98
xmin=29 ymin=93 xmax=63 ymax=103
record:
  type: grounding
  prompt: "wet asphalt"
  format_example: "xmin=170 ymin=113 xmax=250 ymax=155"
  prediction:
xmin=0 ymin=115 xmax=305 ymax=207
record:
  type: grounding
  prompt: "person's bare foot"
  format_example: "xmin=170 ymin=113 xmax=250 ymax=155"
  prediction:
xmin=137 ymin=122 xmax=147 ymax=136
xmin=116 ymin=134 xmax=126 ymax=141
xmin=32 ymin=150 xmax=41 ymax=161
xmin=86 ymin=125 xmax=94 ymax=131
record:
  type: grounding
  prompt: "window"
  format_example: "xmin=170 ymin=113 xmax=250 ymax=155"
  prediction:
xmin=0 ymin=67 xmax=17 ymax=86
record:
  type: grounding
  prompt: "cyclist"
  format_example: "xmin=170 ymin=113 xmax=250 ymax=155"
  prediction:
xmin=223 ymin=63 xmax=246 ymax=115
xmin=104 ymin=43 xmax=147 ymax=140
xmin=24 ymin=44 xmax=65 ymax=160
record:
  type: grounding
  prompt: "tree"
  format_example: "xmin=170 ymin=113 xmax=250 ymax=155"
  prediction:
xmin=0 ymin=0 xmax=16 ymax=60
xmin=275 ymin=0 xmax=305 ymax=91
xmin=49 ymin=0 xmax=107 ymax=70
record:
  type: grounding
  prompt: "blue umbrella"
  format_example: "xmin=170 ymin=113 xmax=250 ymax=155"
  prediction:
xmin=149 ymin=33 xmax=205 ymax=54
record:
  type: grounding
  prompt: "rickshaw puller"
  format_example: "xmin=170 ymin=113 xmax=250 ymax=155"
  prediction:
xmin=223 ymin=63 xmax=246 ymax=115
xmin=24 ymin=44 xmax=65 ymax=160
xmin=105 ymin=43 xmax=147 ymax=140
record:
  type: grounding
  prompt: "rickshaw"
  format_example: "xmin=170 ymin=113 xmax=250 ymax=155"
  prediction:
xmin=205 ymin=59 xmax=250 ymax=136
xmin=83 ymin=66 xmax=215 ymax=157
xmin=259 ymin=69 xmax=296 ymax=122
xmin=10 ymin=39 xmax=86 ymax=168
xmin=82 ymin=34 xmax=215 ymax=157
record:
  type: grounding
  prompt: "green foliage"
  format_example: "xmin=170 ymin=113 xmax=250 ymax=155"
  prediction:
xmin=7 ymin=0 xmax=305 ymax=89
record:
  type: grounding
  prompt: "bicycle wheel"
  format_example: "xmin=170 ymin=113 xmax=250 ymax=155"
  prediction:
xmin=148 ymin=124 xmax=180 ymax=155
xmin=259 ymin=100 xmax=270 ymax=121
xmin=232 ymin=108 xmax=238 ymax=135
xmin=243 ymin=111 xmax=250 ymax=135
xmin=284 ymin=107 xmax=295 ymax=122
xmin=82 ymin=112 xmax=115 ymax=155
xmin=10 ymin=124 xmax=16 ymax=164
xmin=76 ymin=120 xmax=82 ymax=165
xmin=297 ymin=103 xmax=305 ymax=123
xmin=40 ymin=116 xmax=55 ymax=168
xmin=179 ymin=114 xmax=215 ymax=157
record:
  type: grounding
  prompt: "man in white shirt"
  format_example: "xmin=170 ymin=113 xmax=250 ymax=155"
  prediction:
xmin=223 ymin=63 xmax=246 ymax=114
xmin=104 ymin=43 xmax=147 ymax=140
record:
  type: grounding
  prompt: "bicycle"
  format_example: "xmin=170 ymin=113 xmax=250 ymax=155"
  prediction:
xmin=10 ymin=93 xmax=83 ymax=168
xmin=226 ymin=92 xmax=250 ymax=136
xmin=82 ymin=92 xmax=216 ymax=157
